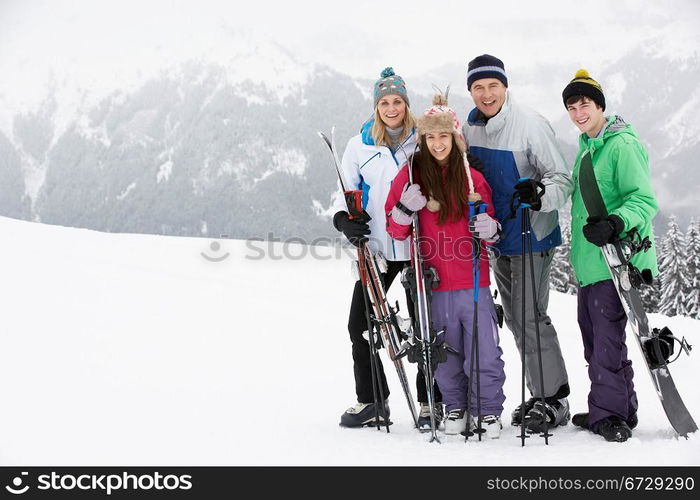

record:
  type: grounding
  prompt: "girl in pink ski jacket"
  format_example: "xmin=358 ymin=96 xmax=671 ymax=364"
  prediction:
xmin=384 ymin=94 xmax=506 ymax=438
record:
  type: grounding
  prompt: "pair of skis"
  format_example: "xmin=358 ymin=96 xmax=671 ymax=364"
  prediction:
xmin=318 ymin=128 xmax=420 ymax=432
xmin=402 ymin=154 xmax=444 ymax=442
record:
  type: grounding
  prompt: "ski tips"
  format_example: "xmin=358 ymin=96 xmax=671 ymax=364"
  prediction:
xmin=317 ymin=126 xmax=337 ymax=145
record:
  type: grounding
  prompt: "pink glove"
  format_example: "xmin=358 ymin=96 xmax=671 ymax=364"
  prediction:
xmin=469 ymin=212 xmax=501 ymax=243
xmin=391 ymin=183 xmax=426 ymax=226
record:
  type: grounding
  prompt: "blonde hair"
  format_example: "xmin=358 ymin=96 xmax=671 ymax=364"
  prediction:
xmin=371 ymin=105 xmax=416 ymax=147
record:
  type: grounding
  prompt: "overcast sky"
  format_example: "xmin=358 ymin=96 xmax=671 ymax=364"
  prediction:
xmin=1 ymin=0 xmax=699 ymax=114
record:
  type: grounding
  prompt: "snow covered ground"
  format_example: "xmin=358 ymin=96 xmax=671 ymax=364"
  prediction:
xmin=0 ymin=216 xmax=698 ymax=466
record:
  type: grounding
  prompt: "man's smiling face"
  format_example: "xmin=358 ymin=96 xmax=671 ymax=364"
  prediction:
xmin=470 ymin=78 xmax=507 ymax=118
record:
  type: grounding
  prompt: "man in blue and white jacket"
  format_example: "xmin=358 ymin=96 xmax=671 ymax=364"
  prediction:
xmin=463 ymin=54 xmax=573 ymax=433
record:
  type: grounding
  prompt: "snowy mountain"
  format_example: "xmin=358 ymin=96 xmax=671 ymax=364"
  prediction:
xmin=0 ymin=42 xmax=698 ymax=238
xmin=0 ymin=215 xmax=697 ymax=465
xmin=3 ymin=58 xmax=362 ymax=240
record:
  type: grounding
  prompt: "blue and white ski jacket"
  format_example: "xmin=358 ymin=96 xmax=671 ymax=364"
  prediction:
xmin=463 ymin=92 xmax=573 ymax=255
xmin=331 ymin=119 xmax=417 ymax=261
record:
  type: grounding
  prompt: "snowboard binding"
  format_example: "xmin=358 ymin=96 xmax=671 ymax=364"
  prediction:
xmin=604 ymin=229 xmax=655 ymax=291
xmin=644 ymin=327 xmax=693 ymax=369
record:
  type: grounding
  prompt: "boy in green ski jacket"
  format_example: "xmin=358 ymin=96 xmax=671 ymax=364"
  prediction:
xmin=562 ymin=69 xmax=659 ymax=442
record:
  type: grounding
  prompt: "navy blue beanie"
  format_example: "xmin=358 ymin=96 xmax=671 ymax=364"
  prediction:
xmin=467 ymin=54 xmax=508 ymax=90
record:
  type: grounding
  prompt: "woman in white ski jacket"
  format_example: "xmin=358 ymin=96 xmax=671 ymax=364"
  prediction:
xmin=332 ymin=67 xmax=441 ymax=429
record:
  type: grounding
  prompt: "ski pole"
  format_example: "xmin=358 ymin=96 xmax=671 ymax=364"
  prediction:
xmin=522 ymin=206 xmax=551 ymax=443
xmin=520 ymin=212 xmax=527 ymax=445
xmin=466 ymin=199 xmax=487 ymax=442
xmin=516 ymin=192 xmax=530 ymax=447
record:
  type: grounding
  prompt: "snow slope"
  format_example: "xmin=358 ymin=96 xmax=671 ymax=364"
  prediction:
xmin=0 ymin=216 xmax=698 ymax=466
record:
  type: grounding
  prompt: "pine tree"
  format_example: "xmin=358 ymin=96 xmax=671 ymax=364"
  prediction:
xmin=658 ymin=216 xmax=690 ymax=317
xmin=550 ymin=218 xmax=577 ymax=295
xmin=684 ymin=218 xmax=700 ymax=319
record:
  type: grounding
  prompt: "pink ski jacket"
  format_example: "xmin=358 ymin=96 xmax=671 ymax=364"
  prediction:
xmin=385 ymin=163 xmax=496 ymax=292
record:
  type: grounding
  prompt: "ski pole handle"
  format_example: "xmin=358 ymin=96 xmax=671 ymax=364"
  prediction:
xmin=515 ymin=177 xmax=545 ymax=210
xmin=469 ymin=200 xmax=487 ymax=218
xmin=516 ymin=177 xmax=532 ymax=209
xmin=469 ymin=200 xmax=487 ymax=302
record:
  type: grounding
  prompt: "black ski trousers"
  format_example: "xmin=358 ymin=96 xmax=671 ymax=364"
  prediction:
xmin=348 ymin=259 xmax=442 ymax=404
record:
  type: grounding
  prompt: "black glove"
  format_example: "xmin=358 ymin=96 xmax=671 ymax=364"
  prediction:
xmin=333 ymin=211 xmax=370 ymax=247
xmin=582 ymin=215 xmax=624 ymax=247
xmin=466 ymin=152 xmax=485 ymax=174
xmin=514 ymin=179 xmax=545 ymax=211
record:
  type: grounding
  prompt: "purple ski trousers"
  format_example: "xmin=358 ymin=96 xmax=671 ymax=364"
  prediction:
xmin=432 ymin=288 xmax=506 ymax=415
xmin=577 ymin=280 xmax=638 ymax=426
